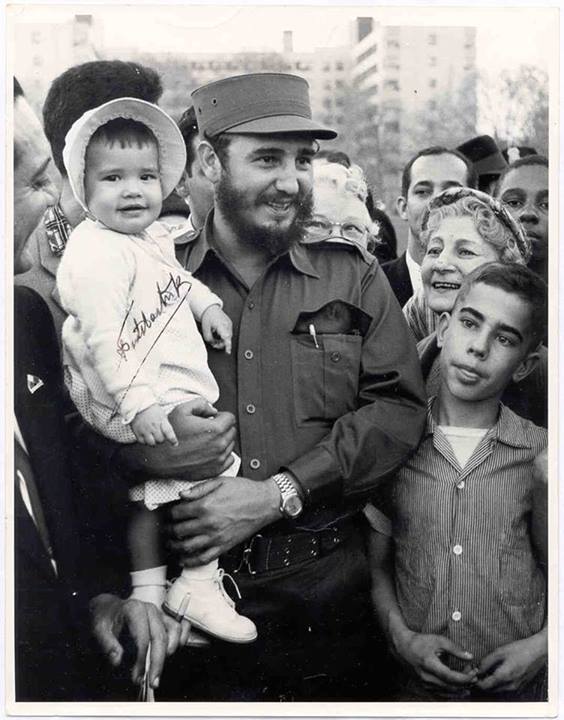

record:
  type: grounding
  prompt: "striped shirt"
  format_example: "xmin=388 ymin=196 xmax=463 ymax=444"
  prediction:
xmin=372 ymin=398 xmax=547 ymax=666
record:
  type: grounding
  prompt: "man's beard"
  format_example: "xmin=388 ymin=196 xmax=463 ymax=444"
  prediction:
xmin=216 ymin=172 xmax=313 ymax=257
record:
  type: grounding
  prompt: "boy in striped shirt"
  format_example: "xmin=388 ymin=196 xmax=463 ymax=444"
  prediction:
xmin=366 ymin=263 xmax=548 ymax=701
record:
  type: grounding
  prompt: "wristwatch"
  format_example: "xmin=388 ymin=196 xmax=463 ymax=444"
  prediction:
xmin=271 ymin=472 xmax=304 ymax=519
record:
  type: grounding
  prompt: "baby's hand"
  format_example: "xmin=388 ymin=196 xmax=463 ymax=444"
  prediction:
xmin=131 ymin=404 xmax=178 ymax=447
xmin=201 ymin=304 xmax=233 ymax=354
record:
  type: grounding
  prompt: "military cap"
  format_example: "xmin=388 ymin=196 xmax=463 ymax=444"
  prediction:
xmin=192 ymin=73 xmax=337 ymax=140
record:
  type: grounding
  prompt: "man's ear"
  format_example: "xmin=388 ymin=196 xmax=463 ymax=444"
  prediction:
xmin=512 ymin=346 xmax=541 ymax=384
xmin=197 ymin=140 xmax=222 ymax=184
xmin=396 ymin=196 xmax=408 ymax=221
xmin=175 ymin=170 xmax=190 ymax=199
xmin=436 ymin=311 xmax=451 ymax=348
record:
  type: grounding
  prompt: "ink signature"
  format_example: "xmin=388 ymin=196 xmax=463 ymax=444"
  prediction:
xmin=116 ymin=272 xmax=191 ymax=361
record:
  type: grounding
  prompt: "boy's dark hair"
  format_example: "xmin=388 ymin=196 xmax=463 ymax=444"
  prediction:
xmin=43 ymin=60 xmax=163 ymax=176
xmin=494 ymin=155 xmax=549 ymax=197
xmin=88 ymin=118 xmax=157 ymax=152
xmin=454 ymin=262 xmax=547 ymax=350
xmin=401 ymin=146 xmax=477 ymax=197
xmin=177 ymin=105 xmax=199 ymax=175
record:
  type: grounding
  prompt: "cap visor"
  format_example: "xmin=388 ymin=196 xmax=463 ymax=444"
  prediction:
xmin=224 ymin=114 xmax=337 ymax=140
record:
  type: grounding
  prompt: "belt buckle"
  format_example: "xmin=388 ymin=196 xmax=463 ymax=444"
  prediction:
xmin=235 ymin=533 xmax=263 ymax=575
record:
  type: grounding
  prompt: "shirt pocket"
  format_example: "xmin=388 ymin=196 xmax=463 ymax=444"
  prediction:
xmin=499 ymin=544 xmax=544 ymax=608
xmin=290 ymin=329 xmax=362 ymax=426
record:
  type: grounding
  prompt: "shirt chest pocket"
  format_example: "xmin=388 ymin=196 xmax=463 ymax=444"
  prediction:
xmin=289 ymin=301 xmax=369 ymax=426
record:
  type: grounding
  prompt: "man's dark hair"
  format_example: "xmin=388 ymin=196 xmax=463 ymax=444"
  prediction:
xmin=494 ymin=155 xmax=549 ymax=198
xmin=43 ymin=60 xmax=163 ymax=176
xmin=315 ymin=149 xmax=351 ymax=169
xmin=177 ymin=105 xmax=200 ymax=175
xmin=401 ymin=146 xmax=477 ymax=197
xmin=14 ymin=77 xmax=24 ymax=100
xmin=206 ymin=133 xmax=233 ymax=168
xmin=454 ymin=262 xmax=547 ymax=351
xmin=88 ymin=118 xmax=157 ymax=153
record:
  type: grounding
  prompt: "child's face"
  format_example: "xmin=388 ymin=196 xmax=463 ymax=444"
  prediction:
xmin=437 ymin=282 xmax=537 ymax=404
xmin=421 ymin=216 xmax=500 ymax=314
xmin=84 ymin=138 xmax=162 ymax=234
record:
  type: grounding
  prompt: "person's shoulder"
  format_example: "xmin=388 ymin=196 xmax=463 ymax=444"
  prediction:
xmin=15 ymin=284 xmax=47 ymax=314
xmin=300 ymin=238 xmax=378 ymax=269
xmin=499 ymin=404 xmax=548 ymax=451
xmin=381 ymin=252 xmax=407 ymax=276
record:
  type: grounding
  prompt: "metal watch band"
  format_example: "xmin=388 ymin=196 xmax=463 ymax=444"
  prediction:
xmin=271 ymin=471 xmax=299 ymax=511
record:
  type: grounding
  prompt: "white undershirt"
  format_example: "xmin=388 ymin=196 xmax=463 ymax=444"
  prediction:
xmin=405 ymin=248 xmax=422 ymax=295
xmin=439 ymin=425 xmax=488 ymax=468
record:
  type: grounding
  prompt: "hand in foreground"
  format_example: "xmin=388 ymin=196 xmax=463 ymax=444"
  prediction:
xmin=165 ymin=476 xmax=280 ymax=566
xmin=89 ymin=594 xmax=168 ymax=689
xmin=201 ymin=304 xmax=233 ymax=354
xmin=476 ymin=631 xmax=547 ymax=694
xmin=118 ymin=398 xmax=237 ymax=481
xmin=392 ymin=627 xmax=477 ymax=691
xmin=131 ymin=404 xmax=178 ymax=447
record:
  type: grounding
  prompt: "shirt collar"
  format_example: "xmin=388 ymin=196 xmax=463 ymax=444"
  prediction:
xmin=44 ymin=204 xmax=71 ymax=257
xmin=183 ymin=212 xmax=320 ymax=278
xmin=405 ymin=248 xmax=422 ymax=293
xmin=424 ymin=397 xmax=534 ymax=449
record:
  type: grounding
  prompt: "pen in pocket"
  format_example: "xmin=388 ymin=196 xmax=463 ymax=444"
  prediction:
xmin=308 ymin=323 xmax=319 ymax=349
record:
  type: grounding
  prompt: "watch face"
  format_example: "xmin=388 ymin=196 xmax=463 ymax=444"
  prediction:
xmin=283 ymin=494 xmax=303 ymax=518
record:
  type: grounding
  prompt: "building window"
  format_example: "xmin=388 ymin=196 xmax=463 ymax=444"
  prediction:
xmin=428 ymin=33 xmax=437 ymax=45
xmin=322 ymin=63 xmax=331 ymax=72
xmin=384 ymin=121 xmax=400 ymax=133
xmin=429 ymin=56 xmax=437 ymax=67
xmin=385 ymin=79 xmax=399 ymax=91
xmin=323 ymin=98 xmax=332 ymax=110
xmin=32 ymin=55 xmax=42 ymax=67
xmin=429 ymin=78 xmax=437 ymax=88
xmin=428 ymin=100 xmax=437 ymax=111
xmin=336 ymin=115 xmax=344 ymax=125
xmin=357 ymin=45 xmax=377 ymax=65
xmin=387 ymin=40 xmax=400 ymax=49
xmin=323 ymin=115 xmax=333 ymax=124
xmin=324 ymin=82 xmax=332 ymax=92
xmin=464 ymin=64 xmax=473 ymax=72
xmin=335 ymin=97 xmax=344 ymax=107
xmin=336 ymin=61 xmax=344 ymax=71
xmin=335 ymin=79 xmax=344 ymax=89
xmin=32 ymin=30 xmax=42 ymax=43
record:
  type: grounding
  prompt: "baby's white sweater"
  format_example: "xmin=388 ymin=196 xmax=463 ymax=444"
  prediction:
xmin=57 ymin=218 xmax=221 ymax=426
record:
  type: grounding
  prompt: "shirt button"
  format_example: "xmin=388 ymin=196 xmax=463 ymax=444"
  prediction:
xmin=246 ymin=404 xmax=256 ymax=414
xmin=452 ymin=610 xmax=462 ymax=622
xmin=457 ymin=480 xmax=465 ymax=489
xmin=248 ymin=301 xmax=255 ymax=310
xmin=330 ymin=351 xmax=341 ymax=363
xmin=244 ymin=349 xmax=254 ymax=360
xmin=453 ymin=544 xmax=463 ymax=555
xmin=250 ymin=458 xmax=261 ymax=470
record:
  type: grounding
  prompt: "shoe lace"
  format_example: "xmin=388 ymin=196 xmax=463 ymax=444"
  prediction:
xmin=215 ymin=568 xmax=242 ymax=607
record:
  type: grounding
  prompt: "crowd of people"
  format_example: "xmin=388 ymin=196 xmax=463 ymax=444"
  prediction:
xmin=12 ymin=59 xmax=550 ymax=704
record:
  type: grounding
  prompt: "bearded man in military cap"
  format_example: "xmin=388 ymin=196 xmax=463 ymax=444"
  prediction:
xmin=152 ymin=73 xmax=426 ymax=701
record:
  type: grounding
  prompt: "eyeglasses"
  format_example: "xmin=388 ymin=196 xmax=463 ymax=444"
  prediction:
xmin=303 ymin=218 xmax=367 ymax=244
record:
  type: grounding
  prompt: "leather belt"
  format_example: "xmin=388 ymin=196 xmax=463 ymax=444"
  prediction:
xmin=225 ymin=518 xmax=357 ymax=576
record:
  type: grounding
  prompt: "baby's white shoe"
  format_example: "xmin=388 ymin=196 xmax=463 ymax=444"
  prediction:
xmin=163 ymin=569 xmax=257 ymax=644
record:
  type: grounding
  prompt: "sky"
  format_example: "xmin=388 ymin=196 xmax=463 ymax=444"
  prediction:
xmin=9 ymin=3 xmax=554 ymax=79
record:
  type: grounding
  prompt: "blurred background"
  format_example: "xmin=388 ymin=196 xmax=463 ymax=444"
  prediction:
xmin=10 ymin=5 xmax=552 ymax=251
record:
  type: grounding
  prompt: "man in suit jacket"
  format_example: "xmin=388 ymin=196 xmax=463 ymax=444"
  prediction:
xmin=12 ymin=78 xmax=170 ymax=701
xmin=382 ymin=146 xmax=476 ymax=308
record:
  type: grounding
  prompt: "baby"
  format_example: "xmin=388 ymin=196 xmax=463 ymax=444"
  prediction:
xmin=57 ymin=98 xmax=256 ymax=644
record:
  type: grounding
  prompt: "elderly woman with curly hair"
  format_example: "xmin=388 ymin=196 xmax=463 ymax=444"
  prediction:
xmin=403 ymin=188 xmax=532 ymax=342
xmin=406 ymin=187 xmax=547 ymax=427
